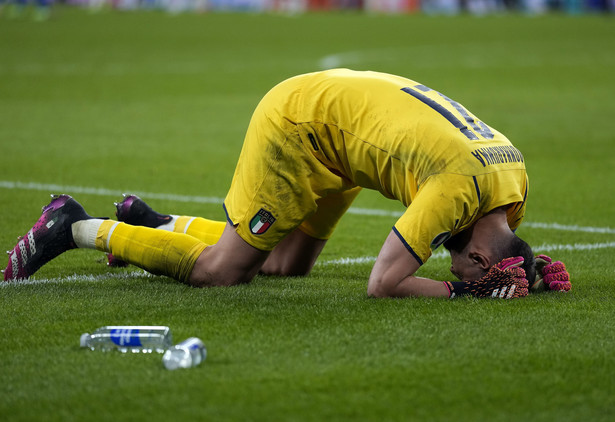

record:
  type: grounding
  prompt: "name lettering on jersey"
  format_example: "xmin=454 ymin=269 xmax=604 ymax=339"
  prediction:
xmin=471 ymin=146 xmax=524 ymax=167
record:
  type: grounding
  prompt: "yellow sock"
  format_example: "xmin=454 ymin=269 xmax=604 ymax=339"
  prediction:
xmin=95 ymin=220 xmax=207 ymax=283
xmin=173 ymin=216 xmax=225 ymax=245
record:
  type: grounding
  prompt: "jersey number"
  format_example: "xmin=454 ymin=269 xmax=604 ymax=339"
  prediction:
xmin=401 ymin=84 xmax=494 ymax=140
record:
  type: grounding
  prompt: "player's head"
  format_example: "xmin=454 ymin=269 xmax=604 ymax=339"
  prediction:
xmin=445 ymin=229 xmax=535 ymax=282
xmin=492 ymin=234 xmax=536 ymax=283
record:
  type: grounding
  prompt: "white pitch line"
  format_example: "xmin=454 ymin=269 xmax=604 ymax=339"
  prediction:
xmin=522 ymin=222 xmax=615 ymax=235
xmin=1 ymin=180 xmax=614 ymax=234
xmin=0 ymin=180 xmax=224 ymax=205
xmin=0 ymin=270 xmax=154 ymax=288
xmin=532 ymin=241 xmax=615 ymax=253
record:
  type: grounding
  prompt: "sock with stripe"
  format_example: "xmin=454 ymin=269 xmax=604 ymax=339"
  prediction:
xmin=72 ymin=219 xmax=208 ymax=282
xmin=172 ymin=216 xmax=225 ymax=245
xmin=151 ymin=215 xmax=225 ymax=245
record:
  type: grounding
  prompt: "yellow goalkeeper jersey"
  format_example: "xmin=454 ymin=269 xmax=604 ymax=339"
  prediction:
xmin=292 ymin=69 xmax=528 ymax=264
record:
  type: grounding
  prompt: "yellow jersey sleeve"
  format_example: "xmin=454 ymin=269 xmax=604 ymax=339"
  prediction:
xmin=393 ymin=174 xmax=480 ymax=265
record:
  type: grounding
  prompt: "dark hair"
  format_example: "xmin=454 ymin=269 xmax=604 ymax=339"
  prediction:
xmin=494 ymin=235 xmax=536 ymax=283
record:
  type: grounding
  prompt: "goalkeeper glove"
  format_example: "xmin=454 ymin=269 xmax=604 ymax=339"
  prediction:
xmin=444 ymin=256 xmax=529 ymax=299
xmin=531 ymin=254 xmax=571 ymax=292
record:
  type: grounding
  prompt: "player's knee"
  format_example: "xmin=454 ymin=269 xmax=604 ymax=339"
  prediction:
xmin=366 ymin=276 xmax=395 ymax=298
xmin=188 ymin=269 xmax=249 ymax=288
xmin=188 ymin=266 xmax=247 ymax=287
xmin=187 ymin=251 xmax=259 ymax=287
xmin=260 ymin=260 xmax=312 ymax=277
xmin=186 ymin=232 xmax=270 ymax=287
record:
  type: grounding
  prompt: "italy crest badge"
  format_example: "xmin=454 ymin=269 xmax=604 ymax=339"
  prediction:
xmin=250 ymin=208 xmax=276 ymax=235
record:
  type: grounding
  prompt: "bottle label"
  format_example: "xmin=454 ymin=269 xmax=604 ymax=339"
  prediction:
xmin=110 ymin=328 xmax=143 ymax=347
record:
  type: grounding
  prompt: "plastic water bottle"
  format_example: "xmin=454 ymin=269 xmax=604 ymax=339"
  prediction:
xmin=162 ymin=337 xmax=207 ymax=370
xmin=80 ymin=326 xmax=173 ymax=353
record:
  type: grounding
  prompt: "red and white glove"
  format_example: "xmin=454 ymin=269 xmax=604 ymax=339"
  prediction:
xmin=532 ymin=254 xmax=571 ymax=292
xmin=446 ymin=256 xmax=529 ymax=299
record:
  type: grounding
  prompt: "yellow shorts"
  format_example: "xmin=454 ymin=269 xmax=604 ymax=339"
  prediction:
xmin=223 ymin=76 xmax=360 ymax=251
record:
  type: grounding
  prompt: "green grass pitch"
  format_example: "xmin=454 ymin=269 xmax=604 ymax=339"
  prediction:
xmin=1 ymin=7 xmax=614 ymax=422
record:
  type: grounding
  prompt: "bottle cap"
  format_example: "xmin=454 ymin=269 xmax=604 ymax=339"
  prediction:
xmin=80 ymin=333 xmax=90 ymax=348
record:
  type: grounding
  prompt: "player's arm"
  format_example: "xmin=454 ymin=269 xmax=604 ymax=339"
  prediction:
xmin=367 ymin=175 xmax=465 ymax=298
xmin=367 ymin=230 xmax=449 ymax=298
xmin=369 ymin=176 xmax=529 ymax=299
xmin=367 ymin=229 xmax=529 ymax=299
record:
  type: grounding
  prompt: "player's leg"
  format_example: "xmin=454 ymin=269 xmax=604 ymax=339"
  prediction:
xmin=188 ymin=222 xmax=269 ymax=286
xmin=258 ymin=228 xmax=327 ymax=276
xmin=86 ymin=217 xmax=208 ymax=282
xmin=105 ymin=194 xmax=226 ymax=268
xmin=73 ymin=201 xmax=263 ymax=286
xmin=115 ymin=194 xmax=225 ymax=245
xmin=96 ymin=218 xmax=268 ymax=286
xmin=1 ymin=194 xmax=245 ymax=285
xmin=4 ymin=195 xmax=95 ymax=281
xmin=98 ymin=205 xmax=269 ymax=286
xmin=260 ymin=187 xmax=362 ymax=276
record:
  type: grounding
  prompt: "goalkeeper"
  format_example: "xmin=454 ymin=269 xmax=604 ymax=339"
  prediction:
xmin=4 ymin=69 xmax=571 ymax=298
